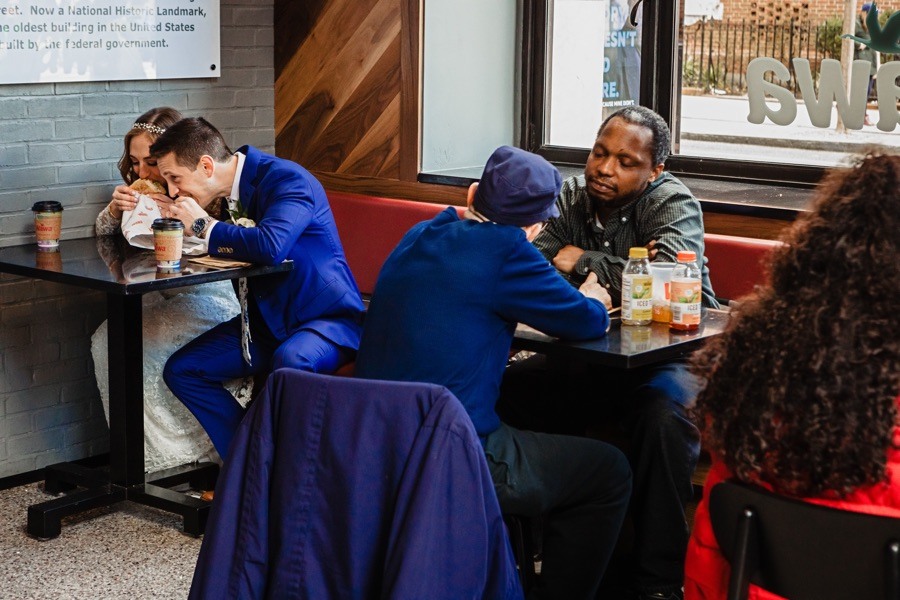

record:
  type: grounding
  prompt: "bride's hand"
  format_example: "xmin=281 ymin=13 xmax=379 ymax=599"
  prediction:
xmin=149 ymin=193 xmax=175 ymax=210
xmin=109 ymin=185 xmax=139 ymax=219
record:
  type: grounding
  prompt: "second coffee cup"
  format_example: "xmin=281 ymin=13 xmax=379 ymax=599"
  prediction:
xmin=151 ymin=218 xmax=184 ymax=269
xmin=32 ymin=201 xmax=64 ymax=248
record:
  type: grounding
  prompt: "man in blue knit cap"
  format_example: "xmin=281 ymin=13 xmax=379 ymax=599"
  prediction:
xmin=355 ymin=145 xmax=632 ymax=600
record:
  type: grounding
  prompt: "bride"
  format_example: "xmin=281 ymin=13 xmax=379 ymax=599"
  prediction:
xmin=92 ymin=107 xmax=250 ymax=473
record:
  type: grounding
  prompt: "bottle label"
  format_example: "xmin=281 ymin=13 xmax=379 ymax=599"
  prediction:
xmin=670 ymin=279 xmax=701 ymax=326
xmin=622 ymin=274 xmax=653 ymax=322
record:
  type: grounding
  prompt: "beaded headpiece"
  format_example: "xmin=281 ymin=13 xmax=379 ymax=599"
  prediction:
xmin=132 ymin=122 xmax=166 ymax=136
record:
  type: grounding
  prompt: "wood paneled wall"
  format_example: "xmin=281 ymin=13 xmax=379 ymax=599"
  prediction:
xmin=274 ymin=0 xmax=451 ymax=202
xmin=275 ymin=0 xmax=401 ymax=176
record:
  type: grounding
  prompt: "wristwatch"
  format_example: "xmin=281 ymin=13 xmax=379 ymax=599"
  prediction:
xmin=191 ymin=216 xmax=213 ymax=239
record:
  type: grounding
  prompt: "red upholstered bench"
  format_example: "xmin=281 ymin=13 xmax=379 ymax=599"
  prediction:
xmin=703 ymin=233 xmax=784 ymax=303
xmin=328 ymin=191 xmax=464 ymax=296
xmin=326 ymin=191 xmax=783 ymax=374
xmin=328 ymin=191 xmax=464 ymax=377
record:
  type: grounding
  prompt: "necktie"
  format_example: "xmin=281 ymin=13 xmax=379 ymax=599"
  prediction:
xmin=225 ymin=197 xmax=253 ymax=366
xmin=238 ymin=276 xmax=252 ymax=366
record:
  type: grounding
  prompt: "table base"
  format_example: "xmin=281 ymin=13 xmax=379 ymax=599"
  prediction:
xmin=26 ymin=461 xmax=219 ymax=539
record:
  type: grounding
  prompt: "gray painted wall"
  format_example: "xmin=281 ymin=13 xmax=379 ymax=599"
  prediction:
xmin=0 ymin=0 xmax=275 ymax=478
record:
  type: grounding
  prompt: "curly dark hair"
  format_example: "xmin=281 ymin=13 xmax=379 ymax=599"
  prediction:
xmin=691 ymin=150 xmax=900 ymax=498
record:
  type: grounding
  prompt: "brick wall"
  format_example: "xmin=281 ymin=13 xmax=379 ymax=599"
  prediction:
xmin=0 ymin=0 xmax=274 ymax=479
xmin=720 ymin=0 xmax=848 ymax=24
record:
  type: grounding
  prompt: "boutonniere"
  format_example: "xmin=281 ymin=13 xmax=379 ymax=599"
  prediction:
xmin=226 ymin=197 xmax=256 ymax=228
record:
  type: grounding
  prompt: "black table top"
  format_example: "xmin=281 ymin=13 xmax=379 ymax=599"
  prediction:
xmin=0 ymin=237 xmax=293 ymax=295
xmin=513 ymin=308 xmax=730 ymax=368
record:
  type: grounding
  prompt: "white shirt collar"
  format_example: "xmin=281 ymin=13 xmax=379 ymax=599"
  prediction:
xmin=228 ymin=151 xmax=246 ymax=203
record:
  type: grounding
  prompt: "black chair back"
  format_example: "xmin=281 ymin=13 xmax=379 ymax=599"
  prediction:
xmin=709 ymin=480 xmax=900 ymax=600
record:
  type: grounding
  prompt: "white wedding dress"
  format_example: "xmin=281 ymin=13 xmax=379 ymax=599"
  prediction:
xmin=91 ymin=281 xmax=252 ymax=473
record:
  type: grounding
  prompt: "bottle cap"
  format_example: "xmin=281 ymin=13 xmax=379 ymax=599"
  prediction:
xmin=628 ymin=247 xmax=649 ymax=259
xmin=677 ymin=250 xmax=697 ymax=262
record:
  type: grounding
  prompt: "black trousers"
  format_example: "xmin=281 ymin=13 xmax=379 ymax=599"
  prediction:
xmin=483 ymin=423 xmax=631 ymax=600
xmin=498 ymin=355 xmax=701 ymax=597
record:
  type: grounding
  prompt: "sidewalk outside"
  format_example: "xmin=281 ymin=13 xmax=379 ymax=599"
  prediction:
xmin=679 ymin=95 xmax=899 ymax=166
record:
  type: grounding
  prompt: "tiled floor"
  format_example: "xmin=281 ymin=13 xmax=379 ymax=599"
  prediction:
xmin=0 ymin=483 xmax=200 ymax=599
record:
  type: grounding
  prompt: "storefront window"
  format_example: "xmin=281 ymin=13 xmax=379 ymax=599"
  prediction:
xmin=545 ymin=0 xmax=642 ymax=148
xmin=674 ymin=1 xmax=898 ymax=170
xmin=523 ymin=0 xmax=899 ymax=184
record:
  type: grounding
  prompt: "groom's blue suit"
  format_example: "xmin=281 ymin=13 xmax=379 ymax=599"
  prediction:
xmin=164 ymin=146 xmax=365 ymax=458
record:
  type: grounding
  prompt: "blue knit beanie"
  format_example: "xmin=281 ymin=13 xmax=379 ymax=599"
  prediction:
xmin=473 ymin=146 xmax=562 ymax=227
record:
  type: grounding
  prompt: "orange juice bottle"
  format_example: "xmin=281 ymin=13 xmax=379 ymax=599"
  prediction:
xmin=670 ymin=250 xmax=702 ymax=331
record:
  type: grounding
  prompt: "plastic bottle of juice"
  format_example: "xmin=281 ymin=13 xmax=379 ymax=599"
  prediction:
xmin=670 ymin=250 xmax=702 ymax=331
xmin=622 ymin=247 xmax=653 ymax=326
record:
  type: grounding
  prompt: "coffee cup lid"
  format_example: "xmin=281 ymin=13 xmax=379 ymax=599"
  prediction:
xmin=32 ymin=201 xmax=63 ymax=212
xmin=151 ymin=218 xmax=185 ymax=231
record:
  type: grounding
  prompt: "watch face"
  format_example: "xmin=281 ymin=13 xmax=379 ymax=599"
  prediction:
xmin=192 ymin=218 xmax=207 ymax=236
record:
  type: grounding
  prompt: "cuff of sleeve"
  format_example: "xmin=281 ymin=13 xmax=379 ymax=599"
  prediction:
xmin=575 ymin=252 xmax=592 ymax=276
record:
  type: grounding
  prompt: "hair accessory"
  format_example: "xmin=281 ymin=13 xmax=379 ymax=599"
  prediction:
xmin=132 ymin=122 xmax=166 ymax=136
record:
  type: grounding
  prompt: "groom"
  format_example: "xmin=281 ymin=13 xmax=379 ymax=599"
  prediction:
xmin=151 ymin=117 xmax=364 ymax=459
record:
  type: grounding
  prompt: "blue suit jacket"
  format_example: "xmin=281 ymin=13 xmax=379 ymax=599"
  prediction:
xmin=207 ymin=146 xmax=364 ymax=350
xmin=190 ymin=369 xmax=523 ymax=600
xmin=355 ymin=207 xmax=610 ymax=436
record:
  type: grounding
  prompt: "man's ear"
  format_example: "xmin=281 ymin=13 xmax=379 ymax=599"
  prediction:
xmin=648 ymin=163 xmax=665 ymax=183
xmin=198 ymin=155 xmax=215 ymax=177
xmin=466 ymin=182 xmax=478 ymax=209
xmin=522 ymin=222 xmax=543 ymax=242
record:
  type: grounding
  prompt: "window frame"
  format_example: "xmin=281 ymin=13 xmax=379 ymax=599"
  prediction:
xmin=520 ymin=0 xmax=825 ymax=187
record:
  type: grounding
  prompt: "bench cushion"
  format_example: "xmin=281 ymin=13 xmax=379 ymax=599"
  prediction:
xmin=329 ymin=190 xmax=782 ymax=303
xmin=329 ymin=191 xmax=463 ymax=295
xmin=704 ymin=233 xmax=783 ymax=301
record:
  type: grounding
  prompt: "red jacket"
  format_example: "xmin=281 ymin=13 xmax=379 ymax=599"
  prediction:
xmin=685 ymin=399 xmax=900 ymax=600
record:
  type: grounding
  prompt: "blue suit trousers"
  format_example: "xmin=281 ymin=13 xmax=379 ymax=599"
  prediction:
xmin=164 ymin=315 xmax=349 ymax=459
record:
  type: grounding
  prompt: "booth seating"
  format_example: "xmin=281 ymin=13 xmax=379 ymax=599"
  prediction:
xmin=328 ymin=190 xmax=783 ymax=303
xmin=703 ymin=232 xmax=783 ymax=303
xmin=328 ymin=191 xmax=463 ymax=296
xmin=327 ymin=191 xmax=783 ymax=385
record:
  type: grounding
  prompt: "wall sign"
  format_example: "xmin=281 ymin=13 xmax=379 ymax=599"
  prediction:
xmin=0 ymin=0 xmax=220 ymax=84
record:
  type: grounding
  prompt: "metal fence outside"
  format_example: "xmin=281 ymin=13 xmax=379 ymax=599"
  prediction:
xmin=680 ymin=18 xmax=895 ymax=97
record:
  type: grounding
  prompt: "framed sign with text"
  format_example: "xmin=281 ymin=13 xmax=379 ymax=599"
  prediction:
xmin=0 ymin=0 xmax=220 ymax=84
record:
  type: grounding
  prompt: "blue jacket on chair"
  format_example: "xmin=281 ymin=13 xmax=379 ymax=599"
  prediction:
xmin=189 ymin=368 xmax=523 ymax=600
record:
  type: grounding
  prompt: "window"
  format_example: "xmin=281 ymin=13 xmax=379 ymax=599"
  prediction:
xmin=523 ymin=0 xmax=899 ymax=186
xmin=526 ymin=0 xmax=646 ymax=158
xmin=420 ymin=0 xmax=518 ymax=178
xmin=544 ymin=0 xmax=641 ymax=148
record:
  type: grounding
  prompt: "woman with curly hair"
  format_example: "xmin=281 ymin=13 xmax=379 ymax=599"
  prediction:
xmin=684 ymin=151 xmax=900 ymax=600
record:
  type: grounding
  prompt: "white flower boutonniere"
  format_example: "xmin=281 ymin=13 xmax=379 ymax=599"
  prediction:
xmin=226 ymin=198 xmax=256 ymax=228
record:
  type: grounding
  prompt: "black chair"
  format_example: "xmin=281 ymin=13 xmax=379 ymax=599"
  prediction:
xmin=504 ymin=514 xmax=536 ymax=593
xmin=709 ymin=480 xmax=900 ymax=600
